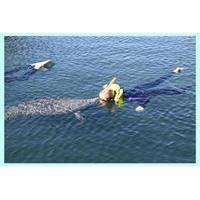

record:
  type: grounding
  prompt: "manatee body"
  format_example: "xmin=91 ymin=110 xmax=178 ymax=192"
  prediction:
xmin=5 ymin=97 xmax=99 ymax=120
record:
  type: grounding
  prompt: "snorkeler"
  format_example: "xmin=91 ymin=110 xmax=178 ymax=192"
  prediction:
xmin=99 ymin=67 xmax=186 ymax=112
xmin=99 ymin=77 xmax=124 ymax=102
xmin=6 ymin=67 xmax=188 ymax=121
xmin=5 ymin=60 xmax=54 ymax=83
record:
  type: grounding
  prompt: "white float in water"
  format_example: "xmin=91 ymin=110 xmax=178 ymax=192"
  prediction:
xmin=173 ymin=67 xmax=184 ymax=73
xmin=135 ymin=106 xmax=144 ymax=112
xmin=30 ymin=60 xmax=53 ymax=70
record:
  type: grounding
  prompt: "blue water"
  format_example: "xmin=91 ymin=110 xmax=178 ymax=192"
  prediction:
xmin=5 ymin=36 xmax=196 ymax=163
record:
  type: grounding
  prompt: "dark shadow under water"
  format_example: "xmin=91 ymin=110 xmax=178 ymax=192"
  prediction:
xmin=5 ymin=65 xmax=37 ymax=83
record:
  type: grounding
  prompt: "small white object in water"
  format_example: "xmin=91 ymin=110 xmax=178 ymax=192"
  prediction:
xmin=173 ymin=67 xmax=184 ymax=73
xmin=135 ymin=106 xmax=144 ymax=112
xmin=31 ymin=60 xmax=52 ymax=70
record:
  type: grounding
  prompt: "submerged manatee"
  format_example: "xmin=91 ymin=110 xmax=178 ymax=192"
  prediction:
xmin=6 ymin=97 xmax=99 ymax=121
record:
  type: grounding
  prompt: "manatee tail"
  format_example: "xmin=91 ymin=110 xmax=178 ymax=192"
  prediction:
xmin=5 ymin=66 xmax=28 ymax=75
xmin=5 ymin=106 xmax=21 ymax=120
xmin=5 ymin=68 xmax=37 ymax=83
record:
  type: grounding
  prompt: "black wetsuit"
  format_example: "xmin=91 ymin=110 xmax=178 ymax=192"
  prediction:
xmin=123 ymin=72 xmax=191 ymax=107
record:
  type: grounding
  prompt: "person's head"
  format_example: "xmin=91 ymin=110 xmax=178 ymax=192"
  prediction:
xmin=99 ymin=87 xmax=115 ymax=101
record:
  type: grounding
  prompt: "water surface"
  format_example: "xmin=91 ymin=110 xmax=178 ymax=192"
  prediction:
xmin=5 ymin=36 xmax=196 ymax=163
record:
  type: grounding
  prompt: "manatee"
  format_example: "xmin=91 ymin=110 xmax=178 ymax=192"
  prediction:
xmin=5 ymin=97 xmax=99 ymax=121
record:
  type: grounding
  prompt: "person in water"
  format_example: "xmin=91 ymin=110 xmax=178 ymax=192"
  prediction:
xmin=6 ymin=67 xmax=188 ymax=121
xmin=98 ymin=67 xmax=187 ymax=112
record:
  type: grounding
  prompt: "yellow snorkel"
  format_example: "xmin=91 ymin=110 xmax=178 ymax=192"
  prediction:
xmin=103 ymin=77 xmax=117 ymax=88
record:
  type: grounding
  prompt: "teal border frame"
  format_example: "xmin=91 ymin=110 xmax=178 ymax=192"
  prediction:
xmin=0 ymin=33 xmax=199 ymax=166
xmin=0 ymin=33 xmax=198 ymax=36
xmin=0 ymin=34 xmax=4 ymax=165
xmin=196 ymin=34 xmax=200 ymax=164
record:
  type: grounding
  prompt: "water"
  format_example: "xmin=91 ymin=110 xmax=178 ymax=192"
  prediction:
xmin=5 ymin=36 xmax=196 ymax=163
